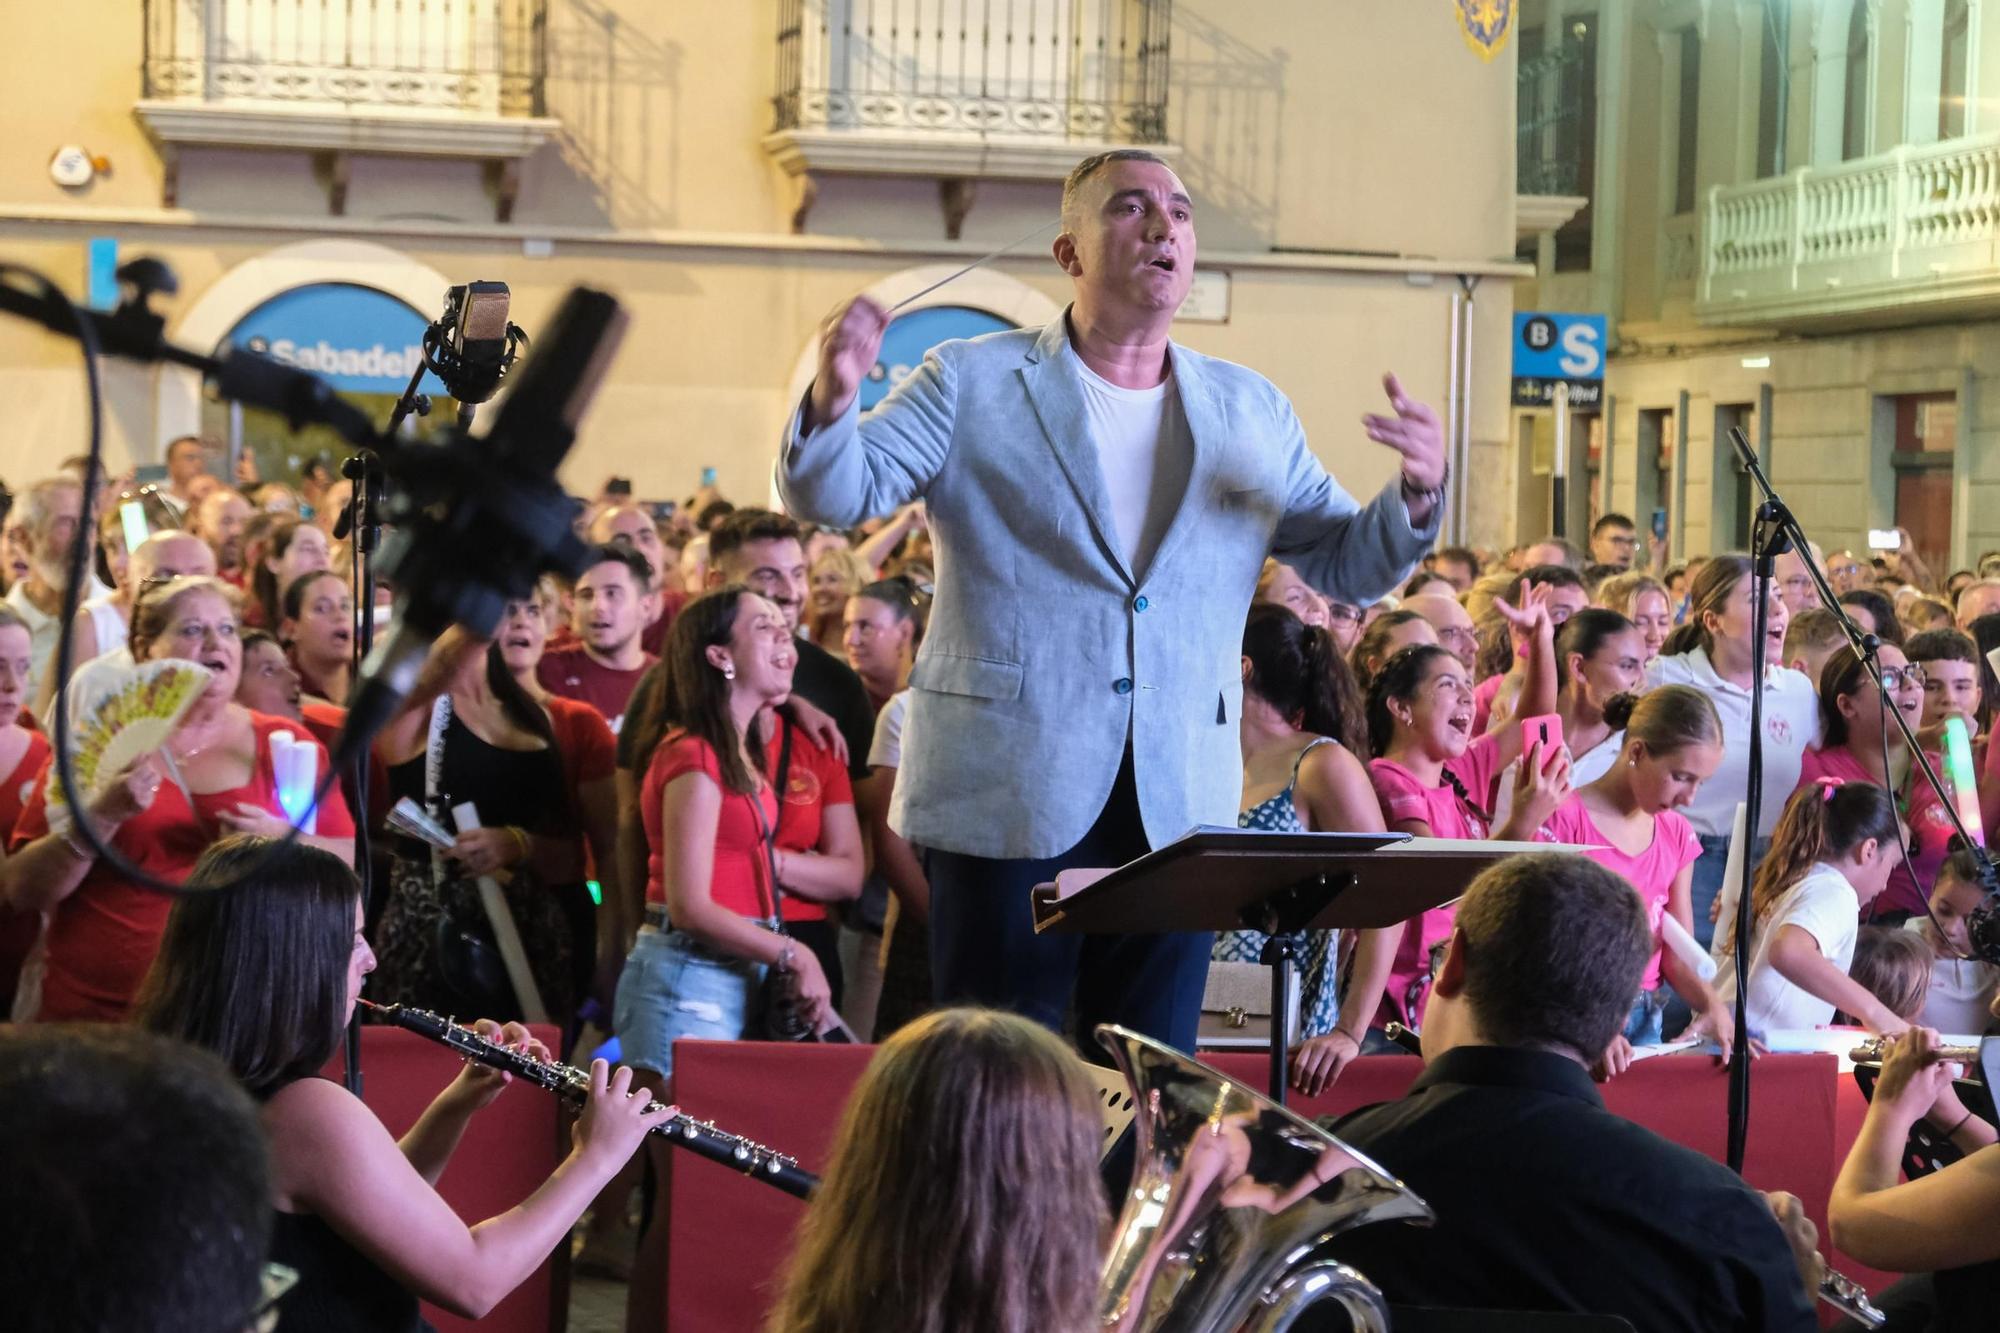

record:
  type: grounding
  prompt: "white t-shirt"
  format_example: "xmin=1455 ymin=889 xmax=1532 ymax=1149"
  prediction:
xmin=1720 ymin=862 xmax=1860 ymax=1033
xmin=3 ymin=582 xmax=57 ymax=696
xmin=1904 ymin=919 xmax=2000 ymax=1035
xmin=1065 ymin=342 xmax=1192 ymax=576
xmin=1646 ymin=647 xmax=1820 ymax=838
xmin=869 ymin=689 xmax=909 ymax=771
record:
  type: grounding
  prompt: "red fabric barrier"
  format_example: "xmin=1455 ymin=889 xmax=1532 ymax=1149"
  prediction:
xmin=666 ymin=1043 xmax=1854 ymax=1333
xmin=318 ymin=1026 xmax=563 ymax=1333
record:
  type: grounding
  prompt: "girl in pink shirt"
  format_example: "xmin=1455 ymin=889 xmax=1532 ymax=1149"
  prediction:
xmin=1540 ymin=685 xmax=1737 ymax=1056
xmin=1341 ymin=588 xmax=1565 ymax=1062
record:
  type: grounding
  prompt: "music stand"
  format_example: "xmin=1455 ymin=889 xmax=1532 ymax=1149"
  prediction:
xmin=1034 ymin=827 xmax=1529 ymax=1105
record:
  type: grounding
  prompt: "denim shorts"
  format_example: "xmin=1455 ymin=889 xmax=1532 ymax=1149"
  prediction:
xmin=613 ymin=930 xmax=766 ymax=1078
xmin=1624 ymin=988 xmax=1669 ymax=1046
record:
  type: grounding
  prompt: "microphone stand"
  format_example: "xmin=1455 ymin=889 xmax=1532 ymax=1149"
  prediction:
xmin=335 ymin=451 xmax=386 ymax=1096
xmin=1721 ymin=425 xmax=1999 ymax=1172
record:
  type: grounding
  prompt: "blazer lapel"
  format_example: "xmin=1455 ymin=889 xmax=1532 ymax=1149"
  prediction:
xmin=1019 ymin=313 xmax=1135 ymax=587
xmin=1141 ymin=344 xmax=1222 ymax=581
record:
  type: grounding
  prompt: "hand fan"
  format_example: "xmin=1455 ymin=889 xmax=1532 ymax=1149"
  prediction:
xmin=48 ymin=659 xmax=212 ymax=826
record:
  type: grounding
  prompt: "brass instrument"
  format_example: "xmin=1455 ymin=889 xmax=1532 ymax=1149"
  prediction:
xmin=1094 ymin=1024 xmax=1432 ymax=1332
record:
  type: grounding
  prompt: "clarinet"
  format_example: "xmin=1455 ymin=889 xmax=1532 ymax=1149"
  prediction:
xmin=359 ymin=1000 xmax=819 ymax=1200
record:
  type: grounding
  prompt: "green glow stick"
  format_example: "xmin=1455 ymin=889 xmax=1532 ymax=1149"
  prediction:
xmin=1943 ymin=716 xmax=1982 ymax=847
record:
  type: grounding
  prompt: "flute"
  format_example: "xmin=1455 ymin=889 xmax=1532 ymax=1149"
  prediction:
xmin=358 ymin=1000 xmax=819 ymax=1200
xmin=1850 ymin=1037 xmax=1984 ymax=1066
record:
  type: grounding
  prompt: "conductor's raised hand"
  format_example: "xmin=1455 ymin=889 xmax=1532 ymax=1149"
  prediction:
xmin=1362 ymin=374 xmax=1447 ymax=494
xmin=807 ymin=295 xmax=892 ymax=428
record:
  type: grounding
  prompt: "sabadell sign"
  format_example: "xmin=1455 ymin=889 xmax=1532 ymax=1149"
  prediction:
xmin=221 ymin=282 xmax=448 ymax=398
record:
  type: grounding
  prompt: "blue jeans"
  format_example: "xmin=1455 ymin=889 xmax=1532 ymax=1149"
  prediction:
xmin=613 ymin=929 xmax=766 ymax=1078
xmin=1624 ymin=988 xmax=1668 ymax=1045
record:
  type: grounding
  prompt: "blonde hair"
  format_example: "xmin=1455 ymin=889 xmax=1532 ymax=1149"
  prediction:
xmin=1596 ymin=571 xmax=1669 ymax=620
xmin=810 ymin=545 xmax=872 ymax=599
xmin=767 ymin=1009 xmax=1107 ymax=1333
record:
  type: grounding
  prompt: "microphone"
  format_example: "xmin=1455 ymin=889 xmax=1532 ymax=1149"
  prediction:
xmin=339 ymin=286 xmax=626 ymax=753
xmin=425 ymin=281 xmax=523 ymax=414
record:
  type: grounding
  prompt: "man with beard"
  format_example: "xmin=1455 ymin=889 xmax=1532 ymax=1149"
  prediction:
xmin=191 ymin=487 xmax=252 ymax=587
xmin=3 ymin=477 xmax=82 ymax=692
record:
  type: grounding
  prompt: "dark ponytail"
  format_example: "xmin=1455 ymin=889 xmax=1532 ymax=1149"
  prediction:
xmin=1555 ymin=608 xmax=1635 ymax=688
xmin=1662 ymin=555 xmax=1751 ymax=658
xmin=1365 ymin=643 xmax=1458 ymax=759
xmin=1718 ymin=782 xmax=1901 ymax=959
xmin=1816 ymin=645 xmax=1874 ymax=748
xmin=1243 ymin=603 xmax=1363 ymax=748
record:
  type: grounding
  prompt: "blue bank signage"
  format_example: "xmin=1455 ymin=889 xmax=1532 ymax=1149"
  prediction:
xmin=1511 ymin=311 xmax=1606 ymax=408
xmin=222 ymin=282 xmax=447 ymax=397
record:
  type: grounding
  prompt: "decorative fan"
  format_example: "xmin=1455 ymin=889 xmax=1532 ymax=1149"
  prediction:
xmin=48 ymin=659 xmax=212 ymax=827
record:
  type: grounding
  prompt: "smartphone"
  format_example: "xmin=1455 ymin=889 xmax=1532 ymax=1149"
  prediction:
xmin=604 ymin=476 xmax=633 ymax=497
xmin=118 ymin=500 xmax=150 ymax=555
xmin=1650 ymin=509 xmax=1668 ymax=543
xmin=1867 ymin=528 xmax=1902 ymax=551
xmin=1520 ymin=713 xmax=1564 ymax=762
xmin=700 ymin=466 xmax=718 ymax=487
xmin=648 ymin=500 xmax=677 ymax=521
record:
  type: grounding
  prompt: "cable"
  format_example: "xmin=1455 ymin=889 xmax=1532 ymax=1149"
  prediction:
xmin=0 ymin=263 xmax=343 ymax=896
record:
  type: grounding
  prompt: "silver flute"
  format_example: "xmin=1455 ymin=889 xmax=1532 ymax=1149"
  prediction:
xmin=1850 ymin=1036 xmax=1983 ymax=1066
xmin=359 ymin=1000 xmax=818 ymax=1199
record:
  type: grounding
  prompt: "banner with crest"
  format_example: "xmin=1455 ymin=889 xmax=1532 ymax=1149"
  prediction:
xmin=1454 ymin=0 xmax=1514 ymax=61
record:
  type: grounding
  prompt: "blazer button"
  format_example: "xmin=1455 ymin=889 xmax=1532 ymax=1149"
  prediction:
xmin=1113 ymin=677 xmax=1134 ymax=695
xmin=1133 ymin=595 xmax=1150 ymax=613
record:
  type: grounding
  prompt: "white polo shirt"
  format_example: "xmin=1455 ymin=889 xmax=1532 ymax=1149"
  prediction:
xmin=1646 ymin=646 xmax=1820 ymax=839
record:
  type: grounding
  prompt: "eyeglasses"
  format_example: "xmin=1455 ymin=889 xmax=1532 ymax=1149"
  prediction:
xmin=1326 ymin=604 xmax=1364 ymax=625
xmin=1875 ymin=667 xmax=1916 ymax=690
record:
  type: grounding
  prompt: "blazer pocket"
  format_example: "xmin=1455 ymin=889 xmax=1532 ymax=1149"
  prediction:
xmin=909 ymin=652 xmax=1025 ymax=702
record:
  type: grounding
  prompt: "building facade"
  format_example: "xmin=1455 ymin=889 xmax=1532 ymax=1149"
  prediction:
xmin=0 ymin=1 xmax=1527 ymax=551
xmin=1520 ymin=0 xmax=2000 ymax=574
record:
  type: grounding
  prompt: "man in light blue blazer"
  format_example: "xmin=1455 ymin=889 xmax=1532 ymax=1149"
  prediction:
xmin=777 ymin=150 xmax=1445 ymax=1055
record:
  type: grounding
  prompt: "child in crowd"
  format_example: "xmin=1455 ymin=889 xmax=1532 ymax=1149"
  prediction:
xmin=1331 ymin=589 xmax=1563 ymax=1084
xmin=1539 ymin=686 xmax=1737 ymax=1052
xmin=1906 ymin=628 xmax=1982 ymax=754
xmin=1843 ymin=923 xmax=1997 ymax=1158
xmin=1783 ymin=608 xmax=1848 ymax=694
xmin=1909 ymin=847 xmax=2000 ymax=1035
xmin=1714 ymin=781 xmax=1910 ymax=1038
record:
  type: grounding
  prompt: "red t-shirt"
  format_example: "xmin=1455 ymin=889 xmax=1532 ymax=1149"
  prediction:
xmin=0 ymin=729 xmax=53 ymax=1004
xmin=642 ymin=730 xmax=777 ymax=919
xmin=15 ymin=711 xmax=356 ymax=1022
xmin=535 ymin=644 xmax=655 ymax=733
xmin=766 ymin=722 xmax=854 ymax=923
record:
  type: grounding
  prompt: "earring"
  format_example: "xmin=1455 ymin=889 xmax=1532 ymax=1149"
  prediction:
xmin=722 ymin=665 xmax=736 ymax=681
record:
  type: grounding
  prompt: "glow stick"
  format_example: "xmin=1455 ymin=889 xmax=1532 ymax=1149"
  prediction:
xmin=1942 ymin=715 xmax=1983 ymax=847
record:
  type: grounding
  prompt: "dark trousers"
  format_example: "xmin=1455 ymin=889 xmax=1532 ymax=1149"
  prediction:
xmin=785 ymin=917 xmax=845 ymax=1014
xmin=922 ymin=752 xmax=1212 ymax=1060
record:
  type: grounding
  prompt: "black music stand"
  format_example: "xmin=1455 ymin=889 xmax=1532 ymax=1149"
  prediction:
xmin=1033 ymin=827 xmax=1523 ymax=1105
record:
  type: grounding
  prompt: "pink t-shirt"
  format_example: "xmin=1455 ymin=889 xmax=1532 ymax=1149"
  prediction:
xmin=1366 ymin=734 xmax=1503 ymax=1028
xmin=1794 ymin=746 xmax=1950 ymax=920
xmin=1540 ymin=798 xmax=1702 ymax=991
xmin=1470 ymin=671 xmax=1507 ymax=738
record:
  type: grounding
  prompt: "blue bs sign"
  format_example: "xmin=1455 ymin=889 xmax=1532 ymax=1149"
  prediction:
xmin=222 ymin=283 xmax=448 ymax=397
xmin=861 ymin=304 xmax=1013 ymax=411
xmin=1511 ymin=311 xmax=1606 ymax=409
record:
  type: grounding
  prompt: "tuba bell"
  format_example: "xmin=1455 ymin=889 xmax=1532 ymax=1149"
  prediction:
xmin=1095 ymin=1024 xmax=1434 ymax=1332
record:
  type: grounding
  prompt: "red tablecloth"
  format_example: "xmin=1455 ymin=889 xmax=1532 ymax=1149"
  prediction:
xmin=665 ymin=1043 xmax=1865 ymax=1333
xmin=318 ymin=1026 xmax=563 ymax=1333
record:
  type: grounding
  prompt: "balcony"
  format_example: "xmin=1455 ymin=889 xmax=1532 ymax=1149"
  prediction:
xmin=1514 ymin=45 xmax=1589 ymax=249
xmin=1699 ymin=132 xmax=2000 ymax=328
xmin=135 ymin=0 xmax=559 ymax=220
xmin=764 ymin=0 xmax=1176 ymax=236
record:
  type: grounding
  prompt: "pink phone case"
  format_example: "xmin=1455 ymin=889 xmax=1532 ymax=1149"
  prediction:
xmin=1519 ymin=713 xmax=1564 ymax=763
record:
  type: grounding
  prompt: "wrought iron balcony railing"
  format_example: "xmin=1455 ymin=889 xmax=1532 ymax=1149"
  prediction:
xmin=1517 ymin=44 xmax=1589 ymax=198
xmin=141 ymin=0 xmax=547 ymax=118
xmin=771 ymin=0 xmax=1173 ymax=147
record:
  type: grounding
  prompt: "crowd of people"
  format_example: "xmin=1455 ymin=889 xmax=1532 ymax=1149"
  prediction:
xmin=4 ymin=144 xmax=1998 ymax=1332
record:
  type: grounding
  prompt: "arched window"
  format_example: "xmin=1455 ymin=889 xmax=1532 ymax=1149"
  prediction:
xmin=1941 ymin=0 xmax=1972 ymax=139
xmin=1842 ymin=2 xmax=1871 ymax=159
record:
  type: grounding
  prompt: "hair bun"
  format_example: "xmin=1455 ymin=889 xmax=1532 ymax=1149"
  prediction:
xmin=1601 ymin=691 xmax=1640 ymax=732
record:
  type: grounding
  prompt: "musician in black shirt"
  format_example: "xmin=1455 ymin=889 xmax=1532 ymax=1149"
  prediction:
xmin=1307 ymin=852 xmax=1819 ymax=1332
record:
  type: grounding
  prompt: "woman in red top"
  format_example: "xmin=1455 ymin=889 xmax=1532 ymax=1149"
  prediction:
xmin=4 ymin=576 xmax=354 ymax=1021
xmin=0 ymin=606 xmax=50 ymax=1009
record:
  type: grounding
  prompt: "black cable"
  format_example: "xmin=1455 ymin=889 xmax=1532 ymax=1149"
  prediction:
xmin=0 ymin=263 xmax=344 ymax=896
